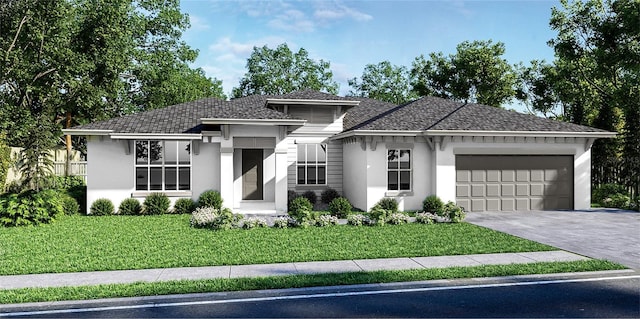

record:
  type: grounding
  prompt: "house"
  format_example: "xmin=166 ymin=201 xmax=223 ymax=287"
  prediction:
xmin=64 ymin=90 xmax=615 ymax=214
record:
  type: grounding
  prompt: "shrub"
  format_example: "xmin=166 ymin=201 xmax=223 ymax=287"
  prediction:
xmin=387 ymin=212 xmax=410 ymax=225
xmin=242 ymin=217 xmax=268 ymax=229
xmin=143 ymin=193 xmax=170 ymax=215
xmin=415 ymin=212 xmax=437 ymax=224
xmin=316 ymin=214 xmax=339 ymax=227
xmin=374 ymin=197 xmax=398 ymax=213
xmin=368 ymin=206 xmax=391 ymax=226
xmin=321 ymin=188 xmax=340 ymax=204
xmin=273 ymin=216 xmax=292 ymax=228
xmin=443 ymin=201 xmax=466 ymax=223
xmin=0 ymin=190 xmax=65 ymax=226
xmin=211 ymin=208 xmax=243 ymax=230
xmin=347 ymin=214 xmax=369 ymax=226
xmin=50 ymin=175 xmax=87 ymax=214
xmin=198 ymin=190 xmax=223 ymax=210
xmin=118 ymin=198 xmax=141 ymax=215
xmin=422 ymin=195 xmax=444 ymax=213
xmin=301 ymin=190 xmax=317 ymax=205
xmin=603 ymin=193 xmax=631 ymax=208
xmin=190 ymin=206 xmax=216 ymax=228
xmin=61 ymin=193 xmax=80 ymax=215
xmin=90 ymin=198 xmax=115 ymax=216
xmin=328 ymin=197 xmax=352 ymax=218
xmin=593 ymin=184 xmax=629 ymax=206
xmin=288 ymin=196 xmax=313 ymax=223
xmin=173 ymin=198 xmax=197 ymax=215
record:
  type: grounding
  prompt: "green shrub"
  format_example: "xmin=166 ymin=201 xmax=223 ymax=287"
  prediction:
xmin=316 ymin=214 xmax=339 ymax=227
xmin=321 ymin=188 xmax=340 ymax=204
xmin=0 ymin=189 xmax=64 ymax=226
xmin=143 ymin=193 xmax=170 ymax=215
xmin=301 ymin=190 xmax=317 ymax=205
xmin=368 ymin=206 xmax=391 ymax=226
xmin=387 ymin=212 xmax=410 ymax=225
xmin=211 ymin=208 xmax=243 ymax=230
xmin=90 ymin=198 xmax=115 ymax=216
xmin=61 ymin=193 xmax=80 ymax=215
xmin=593 ymin=184 xmax=629 ymax=206
xmin=198 ymin=190 xmax=223 ymax=210
xmin=374 ymin=197 xmax=398 ymax=213
xmin=347 ymin=214 xmax=369 ymax=226
xmin=173 ymin=198 xmax=197 ymax=214
xmin=118 ymin=198 xmax=142 ymax=215
xmin=422 ymin=195 xmax=444 ymax=213
xmin=328 ymin=197 xmax=352 ymax=218
xmin=443 ymin=201 xmax=466 ymax=223
xmin=49 ymin=175 xmax=87 ymax=214
xmin=242 ymin=217 xmax=268 ymax=229
xmin=287 ymin=190 xmax=300 ymax=211
xmin=603 ymin=193 xmax=631 ymax=208
xmin=288 ymin=196 xmax=313 ymax=223
xmin=273 ymin=216 xmax=292 ymax=228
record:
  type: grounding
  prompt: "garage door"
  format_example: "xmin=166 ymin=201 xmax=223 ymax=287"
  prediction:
xmin=456 ymin=155 xmax=573 ymax=211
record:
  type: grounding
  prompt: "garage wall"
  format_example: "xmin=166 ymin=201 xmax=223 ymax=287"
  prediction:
xmin=434 ymin=137 xmax=592 ymax=210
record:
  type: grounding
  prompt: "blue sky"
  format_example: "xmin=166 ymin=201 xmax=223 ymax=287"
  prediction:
xmin=180 ymin=0 xmax=561 ymax=104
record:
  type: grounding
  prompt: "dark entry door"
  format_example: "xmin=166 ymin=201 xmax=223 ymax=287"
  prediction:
xmin=242 ymin=149 xmax=263 ymax=200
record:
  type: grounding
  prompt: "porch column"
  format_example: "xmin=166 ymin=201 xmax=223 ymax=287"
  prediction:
xmin=220 ymin=139 xmax=234 ymax=210
xmin=274 ymin=146 xmax=288 ymax=214
xmin=434 ymin=139 xmax=456 ymax=203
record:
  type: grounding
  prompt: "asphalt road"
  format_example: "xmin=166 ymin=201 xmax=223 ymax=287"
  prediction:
xmin=3 ymin=273 xmax=639 ymax=318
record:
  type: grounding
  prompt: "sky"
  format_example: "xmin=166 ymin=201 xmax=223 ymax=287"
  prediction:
xmin=179 ymin=0 xmax=562 ymax=108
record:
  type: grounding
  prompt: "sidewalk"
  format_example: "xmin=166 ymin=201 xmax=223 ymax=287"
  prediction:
xmin=0 ymin=251 xmax=587 ymax=290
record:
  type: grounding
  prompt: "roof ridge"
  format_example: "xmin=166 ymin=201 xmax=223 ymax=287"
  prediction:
xmin=346 ymin=99 xmax=415 ymax=132
xmin=424 ymin=99 xmax=468 ymax=130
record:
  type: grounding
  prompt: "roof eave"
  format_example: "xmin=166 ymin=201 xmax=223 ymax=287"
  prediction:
xmin=62 ymin=129 xmax=113 ymax=136
xmin=424 ymin=130 xmax=617 ymax=138
xmin=200 ymin=118 xmax=307 ymax=126
xmin=265 ymin=98 xmax=360 ymax=107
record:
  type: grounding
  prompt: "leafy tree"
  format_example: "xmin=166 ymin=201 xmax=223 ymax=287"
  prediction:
xmin=0 ymin=134 xmax=11 ymax=190
xmin=348 ymin=61 xmax=417 ymax=104
xmin=232 ymin=43 xmax=339 ymax=98
xmin=549 ymin=0 xmax=639 ymax=195
xmin=411 ymin=40 xmax=518 ymax=107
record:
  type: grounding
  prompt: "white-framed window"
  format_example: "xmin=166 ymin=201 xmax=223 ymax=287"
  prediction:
xmin=297 ymin=143 xmax=327 ymax=185
xmin=387 ymin=149 xmax=411 ymax=191
xmin=135 ymin=140 xmax=191 ymax=191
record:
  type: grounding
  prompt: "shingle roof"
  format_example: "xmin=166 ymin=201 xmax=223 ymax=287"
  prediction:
xmin=347 ymin=96 xmax=606 ymax=133
xmin=71 ymin=90 xmax=607 ymax=135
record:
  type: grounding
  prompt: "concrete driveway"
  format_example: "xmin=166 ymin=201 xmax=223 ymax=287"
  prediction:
xmin=465 ymin=209 xmax=640 ymax=269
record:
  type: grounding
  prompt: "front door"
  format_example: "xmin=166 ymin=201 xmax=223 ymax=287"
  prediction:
xmin=242 ymin=149 xmax=263 ymax=200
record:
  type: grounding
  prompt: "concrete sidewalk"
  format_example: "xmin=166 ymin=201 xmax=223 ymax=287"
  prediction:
xmin=0 ymin=251 xmax=587 ymax=290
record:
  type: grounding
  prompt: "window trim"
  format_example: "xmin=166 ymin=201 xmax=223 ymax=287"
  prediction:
xmin=134 ymin=140 xmax=192 ymax=192
xmin=296 ymin=143 xmax=328 ymax=185
xmin=386 ymin=148 xmax=412 ymax=192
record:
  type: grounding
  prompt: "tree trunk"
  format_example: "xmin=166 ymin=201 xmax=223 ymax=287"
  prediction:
xmin=65 ymin=111 xmax=72 ymax=176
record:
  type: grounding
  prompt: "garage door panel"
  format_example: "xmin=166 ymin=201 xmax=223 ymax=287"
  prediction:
xmin=456 ymin=155 xmax=573 ymax=212
xmin=457 ymin=199 xmax=471 ymax=212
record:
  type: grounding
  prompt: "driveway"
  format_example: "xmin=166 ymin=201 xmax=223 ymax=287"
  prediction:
xmin=465 ymin=209 xmax=640 ymax=269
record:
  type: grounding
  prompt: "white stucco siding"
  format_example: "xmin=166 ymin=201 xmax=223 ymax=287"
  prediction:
xmin=85 ymin=137 xmax=134 ymax=214
xmin=439 ymin=136 xmax=592 ymax=210
xmin=191 ymin=142 xmax=220 ymax=199
xmin=342 ymin=142 xmax=367 ymax=211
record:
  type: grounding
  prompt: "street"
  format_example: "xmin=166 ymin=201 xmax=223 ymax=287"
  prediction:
xmin=2 ymin=273 xmax=638 ymax=318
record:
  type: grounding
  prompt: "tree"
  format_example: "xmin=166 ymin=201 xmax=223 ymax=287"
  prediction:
xmin=549 ymin=0 xmax=639 ymax=196
xmin=232 ymin=43 xmax=339 ymax=98
xmin=411 ymin=40 xmax=518 ymax=107
xmin=348 ymin=61 xmax=417 ymax=104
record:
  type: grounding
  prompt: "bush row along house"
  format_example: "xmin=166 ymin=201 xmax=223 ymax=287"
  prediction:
xmin=64 ymin=90 xmax=614 ymax=214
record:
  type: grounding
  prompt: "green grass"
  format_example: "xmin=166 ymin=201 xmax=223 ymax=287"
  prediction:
xmin=0 ymin=214 xmax=556 ymax=275
xmin=0 ymin=260 xmax=624 ymax=304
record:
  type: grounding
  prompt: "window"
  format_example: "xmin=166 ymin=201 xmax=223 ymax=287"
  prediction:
xmin=297 ymin=144 xmax=327 ymax=185
xmin=387 ymin=149 xmax=411 ymax=191
xmin=135 ymin=140 xmax=191 ymax=191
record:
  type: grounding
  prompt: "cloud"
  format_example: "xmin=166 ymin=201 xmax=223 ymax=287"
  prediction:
xmin=314 ymin=2 xmax=373 ymax=22
xmin=187 ymin=15 xmax=210 ymax=30
xmin=268 ymin=9 xmax=315 ymax=32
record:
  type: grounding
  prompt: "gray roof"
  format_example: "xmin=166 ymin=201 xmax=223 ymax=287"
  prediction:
xmin=347 ymin=96 xmax=606 ymax=133
xmin=71 ymin=90 xmax=607 ymax=135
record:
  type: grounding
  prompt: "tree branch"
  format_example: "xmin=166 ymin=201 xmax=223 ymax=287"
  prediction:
xmin=5 ymin=15 xmax=28 ymax=62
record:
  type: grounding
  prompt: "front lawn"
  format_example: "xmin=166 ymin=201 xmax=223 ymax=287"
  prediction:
xmin=0 ymin=214 xmax=555 ymax=275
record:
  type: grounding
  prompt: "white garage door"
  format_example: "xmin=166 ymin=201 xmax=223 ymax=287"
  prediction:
xmin=456 ymin=155 xmax=573 ymax=212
